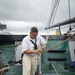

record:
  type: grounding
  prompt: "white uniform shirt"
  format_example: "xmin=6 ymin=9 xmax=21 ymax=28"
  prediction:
xmin=22 ymin=35 xmax=45 ymax=56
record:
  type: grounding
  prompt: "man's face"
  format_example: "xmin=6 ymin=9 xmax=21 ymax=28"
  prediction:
xmin=30 ymin=32 xmax=38 ymax=39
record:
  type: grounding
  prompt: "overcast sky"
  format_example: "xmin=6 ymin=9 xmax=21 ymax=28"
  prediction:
xmin=0 ymin=0 xmax=75 ymax=35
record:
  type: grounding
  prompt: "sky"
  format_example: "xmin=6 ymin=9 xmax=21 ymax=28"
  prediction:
xmin=0 ymin=0 xmax=75 ymax=35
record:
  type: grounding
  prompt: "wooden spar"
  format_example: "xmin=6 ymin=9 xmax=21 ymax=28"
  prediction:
xmin=51 ymin=17 xmax=75 ymax=28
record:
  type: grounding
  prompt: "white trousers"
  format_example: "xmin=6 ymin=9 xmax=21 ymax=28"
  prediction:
xmin=22 ymin=54 xmax=37 ymax=75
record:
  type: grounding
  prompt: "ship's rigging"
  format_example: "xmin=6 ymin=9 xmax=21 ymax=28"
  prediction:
xmin=45 ymin=0 xmax=75 ymax=35
xmin=45 ymin=0 xmax=60 ymax=30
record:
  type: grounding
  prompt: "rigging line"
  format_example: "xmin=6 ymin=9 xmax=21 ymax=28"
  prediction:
xmin=67 ymin=25 xmax=75 ymax=34
xmin=67 ymin=0 xmax=71 ymax=34
xmin=51 ymin=0 xmax=57 ymax=16
xmin=48 ymin=0 xmax=55 ymax=29
xmin=46 ymin=0 xmax=60 ymax=30
xmin=45 ymin=30 xmax=49 ymax=44
xmin=69 ymin=25 xmax=75 ymax=31
xmin=50 ymin=2 xmax=57 ymax=26
xmin=39 ymin=53 xmax=42 ymax=75
xmin=45 ymin=0 xmax=60 ymax=29
xmin=70 ymin=30 xmax=75 ymax=33
xmin=51 ymin=0 xmax=59 ymax=17
xmin=68 ymin=0 xmax=71 ymax=24
xmin=49 ymin=0 xmax=57 ymax=22
xmin=51 ymin=0 xmax=55 ymax=13
xmin=50 ymin=0 xmax=54 ymax=20
xmin=43 ymin=34 xmax=75 ymax=53
xmin=46 ymin=1 xmax=55 ymax=29
xmin=41 ymin=35 xmax=75 ymax=69
xmin=45 ymin=0 xmax=58 ymax=44
xmin=50 ymin=0 xmax=60 ymax=26
xmin=49 ymin=0 xmax=60 ymax=27
xmin=0 ymin=42 xmax=21 ymax=49
xmin=45 ymin=0 xmax=55 ymax=29
xmin=46 ymin=0 xmax=57 ymax=29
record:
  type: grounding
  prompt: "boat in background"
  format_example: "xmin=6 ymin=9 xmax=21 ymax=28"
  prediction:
xmin=0 ymin=24 xmax=75 ymax=75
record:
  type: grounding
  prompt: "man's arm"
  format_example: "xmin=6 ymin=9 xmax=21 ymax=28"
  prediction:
xmin=23 ymin=49 xmax=40 ymax=54
xmin=41 ymin=44 xmax=46 ymax=50
xmin=38 ymin=44 xmax=46 ymax=53
xmin=24 ymin=44 xmax=46 ymax=54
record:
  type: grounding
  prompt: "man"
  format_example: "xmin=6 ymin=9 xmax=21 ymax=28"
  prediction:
xmin=22 ymin=27 xmax=46 ymax=75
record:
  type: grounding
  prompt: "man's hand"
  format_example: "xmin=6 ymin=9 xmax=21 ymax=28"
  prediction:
xmin=34 ymin=49 xmax=43 ymax=54
xmin=34 ymin=49 xmax=40 ymax=54
xmin=38 ymin=48 xmax=43 ymax=53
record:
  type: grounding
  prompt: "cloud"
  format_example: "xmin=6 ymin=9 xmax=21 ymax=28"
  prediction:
xmin=0 ymin=0 xmax=75 ymax=34
xmin=0 ymin=0 xmax=52 ymax=23
xmin=0 ymin=20 xmax=47 ymax=34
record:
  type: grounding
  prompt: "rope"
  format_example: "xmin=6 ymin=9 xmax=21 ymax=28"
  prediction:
xmin=68 ymin=0 xmax=71 ymax=21
xmin=51 ymin=64 xmax=59 ymax=75
xmin=45 ymin=30 xmax=49 ymax=44
xmin=70 ymin=30 xmax=75 ymax=33
xmin=67 ymin=0 xmax=71 ymax=34
xmin=50 ymin=0 xmax=60 ymax=26
xmin=68 ymin=0 xmax=71 ymax=23
xmin=39 ymin=53 xmax=42 ymax=75
xmin=0 ymin=66 xmax=10 ymax=73
xmin=45 ymin=0 xmax=60 ymax=30
xmin=0 ymin=33 xmax=75 ymax=50
xmin=42 ymin=34 xmax=75 ymax=75
xmin=43 ymin=34 xmax=75 ymax=53
xmin=0 ymin=42 xmax=21 ymax=49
